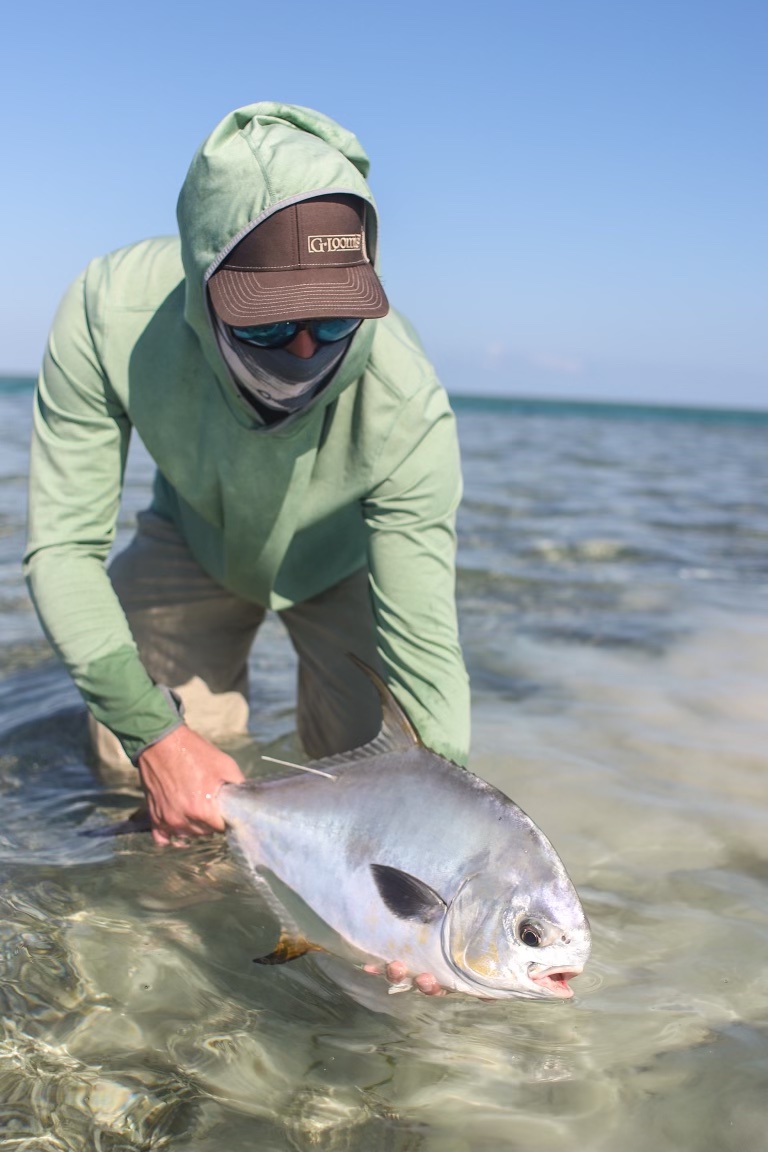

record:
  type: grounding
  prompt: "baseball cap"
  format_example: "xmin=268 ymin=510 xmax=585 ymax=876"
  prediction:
xmin=208 ymin=194 xmax=389 ymax=326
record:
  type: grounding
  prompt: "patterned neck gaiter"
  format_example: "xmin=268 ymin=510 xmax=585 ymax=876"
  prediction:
xmin=215 ymin=318 xmax=350 ymax=415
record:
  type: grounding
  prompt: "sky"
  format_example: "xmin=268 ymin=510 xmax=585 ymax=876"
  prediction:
xmin=2 ymin=0 xmax=766 ymax=408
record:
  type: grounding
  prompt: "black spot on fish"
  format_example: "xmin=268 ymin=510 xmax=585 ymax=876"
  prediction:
xmin=371 ymin=864 xmax=447 ymax=924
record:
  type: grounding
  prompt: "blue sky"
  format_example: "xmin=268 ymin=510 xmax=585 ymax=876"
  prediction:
xmin=2 ymin=0 xmax=766 ymax=407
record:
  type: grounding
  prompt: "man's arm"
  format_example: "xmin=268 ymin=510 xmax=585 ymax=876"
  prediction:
xmin=24 ymin=267 xmax=182 ymax=755
xmin=363 ymin=383 xmax=470 ymax=766
xmin=24 ymin=267 xmax=244 ymax=831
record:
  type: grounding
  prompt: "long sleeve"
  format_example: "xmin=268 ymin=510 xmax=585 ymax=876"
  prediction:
xmin=23 ymin=268 xmax=180 ymax=760
xmin=364 ymin=384 xmax=470 ymax=765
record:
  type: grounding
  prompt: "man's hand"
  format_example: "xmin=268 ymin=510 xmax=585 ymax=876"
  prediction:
xmin=363 ymin=960 xmax=449 ymax=996
xmin=137 ymin=725 xmax=245 ymax=846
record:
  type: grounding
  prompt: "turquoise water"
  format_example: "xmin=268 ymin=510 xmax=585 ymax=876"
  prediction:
xmin=1 ymin=377 xmax=767 ymax=1150
xmin=452 ymin=392 xmax=768 ymax=423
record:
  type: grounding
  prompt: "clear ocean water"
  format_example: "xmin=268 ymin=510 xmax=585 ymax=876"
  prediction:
xmin=1 ymin=376 xmax=767 ymax=1151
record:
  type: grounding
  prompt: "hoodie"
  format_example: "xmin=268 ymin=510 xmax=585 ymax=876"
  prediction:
xmin=23 ymin=103 xmax=470 ymax=764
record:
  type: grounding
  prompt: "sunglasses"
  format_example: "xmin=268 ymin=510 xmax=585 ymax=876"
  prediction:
xmin=231 ymin=317 xmax=362 ymax=349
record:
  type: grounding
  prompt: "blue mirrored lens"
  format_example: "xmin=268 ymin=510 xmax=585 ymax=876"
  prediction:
xmin=232 ymin=318 xmax=362 ymax=348
xmin=232 ymin=322 xmax=298 ymax=347
xmin=311 ymin=317 xmax=362 ymax=343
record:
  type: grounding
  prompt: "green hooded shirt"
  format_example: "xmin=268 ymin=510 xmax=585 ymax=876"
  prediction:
xmin=24 ymin=103 xmax=470 ymax=764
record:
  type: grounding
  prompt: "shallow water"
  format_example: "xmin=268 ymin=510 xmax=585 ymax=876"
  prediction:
xmin=1 ymin=380 xmax=767 ymax=1151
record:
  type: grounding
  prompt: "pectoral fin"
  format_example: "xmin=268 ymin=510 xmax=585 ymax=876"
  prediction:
xmin=253 ymin=930 xmax=323 ymax=966
xmin=371 ymin=864 xmax=447 ymax=924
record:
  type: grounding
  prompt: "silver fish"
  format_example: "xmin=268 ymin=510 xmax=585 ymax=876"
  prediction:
xmin=219 ymin=659 xmax=591 ymax=1000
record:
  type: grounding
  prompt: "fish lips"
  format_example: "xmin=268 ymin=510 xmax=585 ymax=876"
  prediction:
xmin=526 ymin=964 xmax=584 ymax=999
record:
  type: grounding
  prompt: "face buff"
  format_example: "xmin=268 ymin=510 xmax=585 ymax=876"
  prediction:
xmin=215 ymin=318 xmax=351 ymax=416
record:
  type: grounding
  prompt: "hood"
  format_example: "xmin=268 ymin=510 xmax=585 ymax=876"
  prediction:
xmin=177 ymin=103 xmax=381 ymax=428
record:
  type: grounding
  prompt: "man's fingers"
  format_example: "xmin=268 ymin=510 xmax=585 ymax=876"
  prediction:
xmin=151 ymin=818 xmax=212 ymax=846
xmin=378 ymin=961 xmax=449 ymax=996
xmin=385 ymin=961 xmax=409 ymax=983
xmin=415 ymin=972 xmax=448 ymax=996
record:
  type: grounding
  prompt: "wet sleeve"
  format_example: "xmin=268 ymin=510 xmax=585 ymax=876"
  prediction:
xmin=23 ymin=268 xmax=181 ymax=761
xmin=363 ymin=385 xmax=470 ymax=765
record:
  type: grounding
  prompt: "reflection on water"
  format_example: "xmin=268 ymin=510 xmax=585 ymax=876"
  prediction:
xmin=1 ymin=385 xmax=768 ymax=1150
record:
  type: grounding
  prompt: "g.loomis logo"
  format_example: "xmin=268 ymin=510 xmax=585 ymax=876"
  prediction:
xmin=308 ymin=234 xmax=363 ymax=254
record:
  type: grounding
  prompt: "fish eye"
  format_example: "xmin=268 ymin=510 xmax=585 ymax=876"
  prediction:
xmin=518 ymin=920 xmax=542 ymax=948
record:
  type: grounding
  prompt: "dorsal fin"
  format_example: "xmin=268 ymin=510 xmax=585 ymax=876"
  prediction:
xmin=348 ymin=654 xmax=423 ymax=751
xmin=306 ymin=655 xmax=424 ymax=774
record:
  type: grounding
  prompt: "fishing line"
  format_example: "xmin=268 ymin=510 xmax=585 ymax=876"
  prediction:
xmin=261 ymin=755 xmax=337 ymax=781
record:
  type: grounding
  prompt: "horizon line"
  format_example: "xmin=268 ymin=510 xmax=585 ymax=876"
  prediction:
xmin=1 ymin=373 xmax=766 ymax=419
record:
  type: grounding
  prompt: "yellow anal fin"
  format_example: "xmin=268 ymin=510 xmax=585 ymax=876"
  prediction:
xmin=253 ymin=931 xmax=323 ymax=966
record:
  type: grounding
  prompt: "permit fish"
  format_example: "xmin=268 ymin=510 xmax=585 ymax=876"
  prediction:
xmin=219 ymin=659 xmax=591 ymax=1000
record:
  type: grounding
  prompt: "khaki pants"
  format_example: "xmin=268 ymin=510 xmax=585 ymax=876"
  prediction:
xmin=90 ymin=511 xmax=383 ymax=768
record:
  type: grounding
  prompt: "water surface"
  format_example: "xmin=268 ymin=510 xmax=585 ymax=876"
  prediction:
xmin=1 ymin=379 xmax=767 ymax=1150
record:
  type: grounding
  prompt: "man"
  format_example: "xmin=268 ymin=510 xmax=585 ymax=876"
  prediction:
xmin=24 ymin=102 xmax=470 ymax=858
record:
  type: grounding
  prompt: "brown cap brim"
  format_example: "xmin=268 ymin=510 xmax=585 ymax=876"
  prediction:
xmin=209 ymin=262 xmax=388 ymax=326
xmin=208 ymin=194 xmax=390 ymax=326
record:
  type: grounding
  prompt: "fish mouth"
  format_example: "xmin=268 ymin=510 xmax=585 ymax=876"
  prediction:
xmin=527 ymin=965 xmax=583 ymax=999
